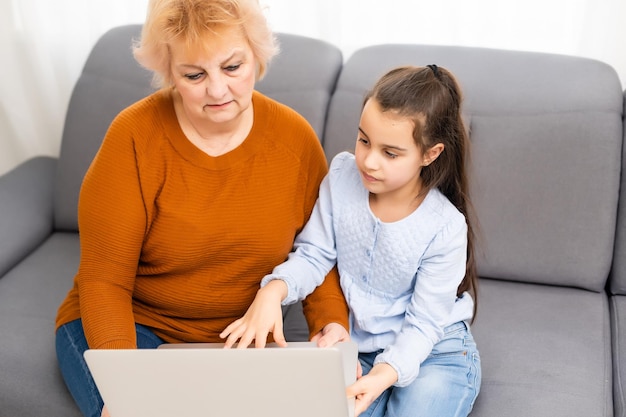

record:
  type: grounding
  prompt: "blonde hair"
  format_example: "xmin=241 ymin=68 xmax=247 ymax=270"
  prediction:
xmin=133 ymin=0 xmax=278 ymax=87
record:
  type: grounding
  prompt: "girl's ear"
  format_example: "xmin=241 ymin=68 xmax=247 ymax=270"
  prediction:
xmin=423 ymin=143 xmax=444 ymax=166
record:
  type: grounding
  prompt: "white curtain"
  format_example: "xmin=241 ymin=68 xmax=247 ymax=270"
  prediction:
xmin=1 ymin=0 xmax=624 ymax=176
xmin=1 ymin=0 xmax=150 ymax=175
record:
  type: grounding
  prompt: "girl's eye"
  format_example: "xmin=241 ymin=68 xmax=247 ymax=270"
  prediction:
xmin=185 ymin=72 xmax=204 ymax=81
xmin=224 ymin=64 xmax=241 ymax=72
xmin=358 ymin=137 xmax=369 ymax=146
xmin=384 ymin=151 xmax=398 ymax=159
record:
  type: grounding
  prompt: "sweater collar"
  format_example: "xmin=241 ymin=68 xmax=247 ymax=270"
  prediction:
xmin=157 ymin=88 xmax=270 ymax=171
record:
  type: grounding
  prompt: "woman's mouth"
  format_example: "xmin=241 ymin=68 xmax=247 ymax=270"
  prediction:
xmin=204 ymin=100 xmax=233 ymax=110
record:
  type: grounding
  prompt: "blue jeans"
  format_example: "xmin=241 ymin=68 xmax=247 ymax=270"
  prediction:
xmin=359 ymin=321 xmax=481 ymax=417
xmin=55 ymin=319 xmax=164 ymax=417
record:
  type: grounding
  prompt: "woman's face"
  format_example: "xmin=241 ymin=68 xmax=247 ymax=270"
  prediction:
xmin=169 ymin=26 xmax=257 ymax=127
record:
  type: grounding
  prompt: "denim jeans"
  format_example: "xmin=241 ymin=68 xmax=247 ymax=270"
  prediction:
xmin=359 ymin=321 xmax=481 ymax=417
xmin=55 ymin=319 xmax=164 ymax=417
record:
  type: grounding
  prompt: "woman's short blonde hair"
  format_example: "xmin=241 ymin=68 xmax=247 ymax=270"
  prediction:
xmin=133 ymin=0 xmax=279 ymax=88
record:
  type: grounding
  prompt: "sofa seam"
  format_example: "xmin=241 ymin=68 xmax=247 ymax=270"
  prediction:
xmin=612 ymin=296 xmax=625 ymax=417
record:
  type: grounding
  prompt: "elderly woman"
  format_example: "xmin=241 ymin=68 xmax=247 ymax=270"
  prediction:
xmin=54 ymin=1 xmax=349 ymax=416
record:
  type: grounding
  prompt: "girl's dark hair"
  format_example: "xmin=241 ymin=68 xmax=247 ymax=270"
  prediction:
xmin=364 ymin=65 xmax=478 ymax=315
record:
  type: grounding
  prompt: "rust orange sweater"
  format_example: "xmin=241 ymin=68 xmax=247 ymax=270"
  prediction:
xmin=55 ymin=88 xmax=348 ymax=349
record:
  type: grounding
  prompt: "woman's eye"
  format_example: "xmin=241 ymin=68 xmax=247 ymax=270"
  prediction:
xmin=358 ymin=137 xmax=369 ymax=146
xmin=385 ymin=151 xmax=398 ymax=159
xmin=185 ymin=72 xmax=204 ymax=81
xmin=224 ymin=64 xmax=241 ymax=72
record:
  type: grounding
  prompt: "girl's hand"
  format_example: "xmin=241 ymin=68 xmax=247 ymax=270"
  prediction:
xmin=220 ymin=280 xmax=288 ymax=348
xmin=346 ymin=363 xmax=398 ymax=417
xmin=101 ymin=405 xmax=110 ymax=417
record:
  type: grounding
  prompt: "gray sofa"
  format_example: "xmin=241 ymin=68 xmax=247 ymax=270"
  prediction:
xmin=0 ymin=24 xmax=624 ymax=417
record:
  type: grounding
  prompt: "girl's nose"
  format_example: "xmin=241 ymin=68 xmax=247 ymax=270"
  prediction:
xmin=363 ymin=150 xmax=379 ymax=171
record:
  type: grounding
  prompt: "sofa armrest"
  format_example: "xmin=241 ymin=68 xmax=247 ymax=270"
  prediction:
xmin=0 ymin=156 xmax=57 ymax=276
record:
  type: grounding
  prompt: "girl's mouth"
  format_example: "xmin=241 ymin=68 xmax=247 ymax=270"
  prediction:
xmin=361 ymin=172 xmax=379 ymax=183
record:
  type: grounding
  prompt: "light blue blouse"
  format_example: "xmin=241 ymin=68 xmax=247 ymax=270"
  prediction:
xmin=261 ymin=152 xmax=473 ymax=386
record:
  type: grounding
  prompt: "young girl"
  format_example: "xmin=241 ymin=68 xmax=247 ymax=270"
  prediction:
xmin=222 ymin=65 xmax=481 ymax=417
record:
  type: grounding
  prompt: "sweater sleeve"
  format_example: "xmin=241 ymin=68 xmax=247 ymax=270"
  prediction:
xmin=262 ymin=170 xmax=348 ymax=335
xmin=261 ymin=171 xmax=337 ymax=303
xmin=77 ymin=111 xmax=148 ymax=349
xmin=302 ymin=266 xmax=349 ymax=338
xmin=284 ymin=143 xmax=348 ymax=337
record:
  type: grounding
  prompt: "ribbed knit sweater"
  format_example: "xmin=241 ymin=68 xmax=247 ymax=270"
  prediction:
xmin=55 ymin=88 xmax=348 ymax=349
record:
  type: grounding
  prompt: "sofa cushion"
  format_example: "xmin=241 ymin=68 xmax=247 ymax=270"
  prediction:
xmin=470 ymin=278 xmax=613 ymax=417
xmin=0 ymin=233 xmax=82 ymax=417
xmin=611 ymin=295 xmax=626 ymax=417
xmin=323 ymin=44 xmax=623 ymax=291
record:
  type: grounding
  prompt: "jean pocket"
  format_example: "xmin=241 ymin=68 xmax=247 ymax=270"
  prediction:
xmin=428 ymin=335 xmax=468 ymax=359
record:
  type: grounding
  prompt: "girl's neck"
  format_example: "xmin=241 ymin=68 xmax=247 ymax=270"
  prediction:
xmin=369 ymin=185 xmax=427 ymax=223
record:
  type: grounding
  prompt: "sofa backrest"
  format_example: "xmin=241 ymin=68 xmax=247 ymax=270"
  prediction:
xmin=610 ymin=90 xmax=626 ymax=296
xmin=255 ymin=34 xmax=342 ymax=139
xmin=54 ymin=24 xmax=153 ymax=231
xmin=53 ymin=25 xmax=343 ymax=232
xmin=323 ymin=44 xmax=624 ymax=291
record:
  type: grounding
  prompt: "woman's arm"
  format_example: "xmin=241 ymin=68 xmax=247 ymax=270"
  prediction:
xmin=77 ymin=114 xmax=147 ymax=349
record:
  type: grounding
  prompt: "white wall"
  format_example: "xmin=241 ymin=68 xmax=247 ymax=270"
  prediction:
xmin=1 ymin=0 xmax=624 ymax=176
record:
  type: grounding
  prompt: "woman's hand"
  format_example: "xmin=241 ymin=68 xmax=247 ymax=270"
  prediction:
xmin=310 ymin=322 xmax=350 ymax=348
xmin=346 ymin=363 xmax=398 ymax=417
xmin=101 ymin=405 xmax=110 ymax=417
xmin=220 ymin=280 xmax=288 ymax=348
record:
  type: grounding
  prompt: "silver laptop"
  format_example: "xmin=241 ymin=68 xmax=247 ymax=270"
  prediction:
xmin=84 ymin=341 xmax=358 ymax=417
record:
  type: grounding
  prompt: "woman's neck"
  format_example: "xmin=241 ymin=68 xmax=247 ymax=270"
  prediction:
xmin=172 ymin=90 xmax=254 ymax=157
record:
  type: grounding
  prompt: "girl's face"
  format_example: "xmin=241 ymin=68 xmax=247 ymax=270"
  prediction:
xmin=355 ymin=99 xmax=433 ymax=203
xmin=169 ymin=25 xmax=257 ymax=128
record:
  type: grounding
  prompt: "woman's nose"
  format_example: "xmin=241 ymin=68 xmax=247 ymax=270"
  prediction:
xmin=205 ymin=74 xmax=228 ymax=99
